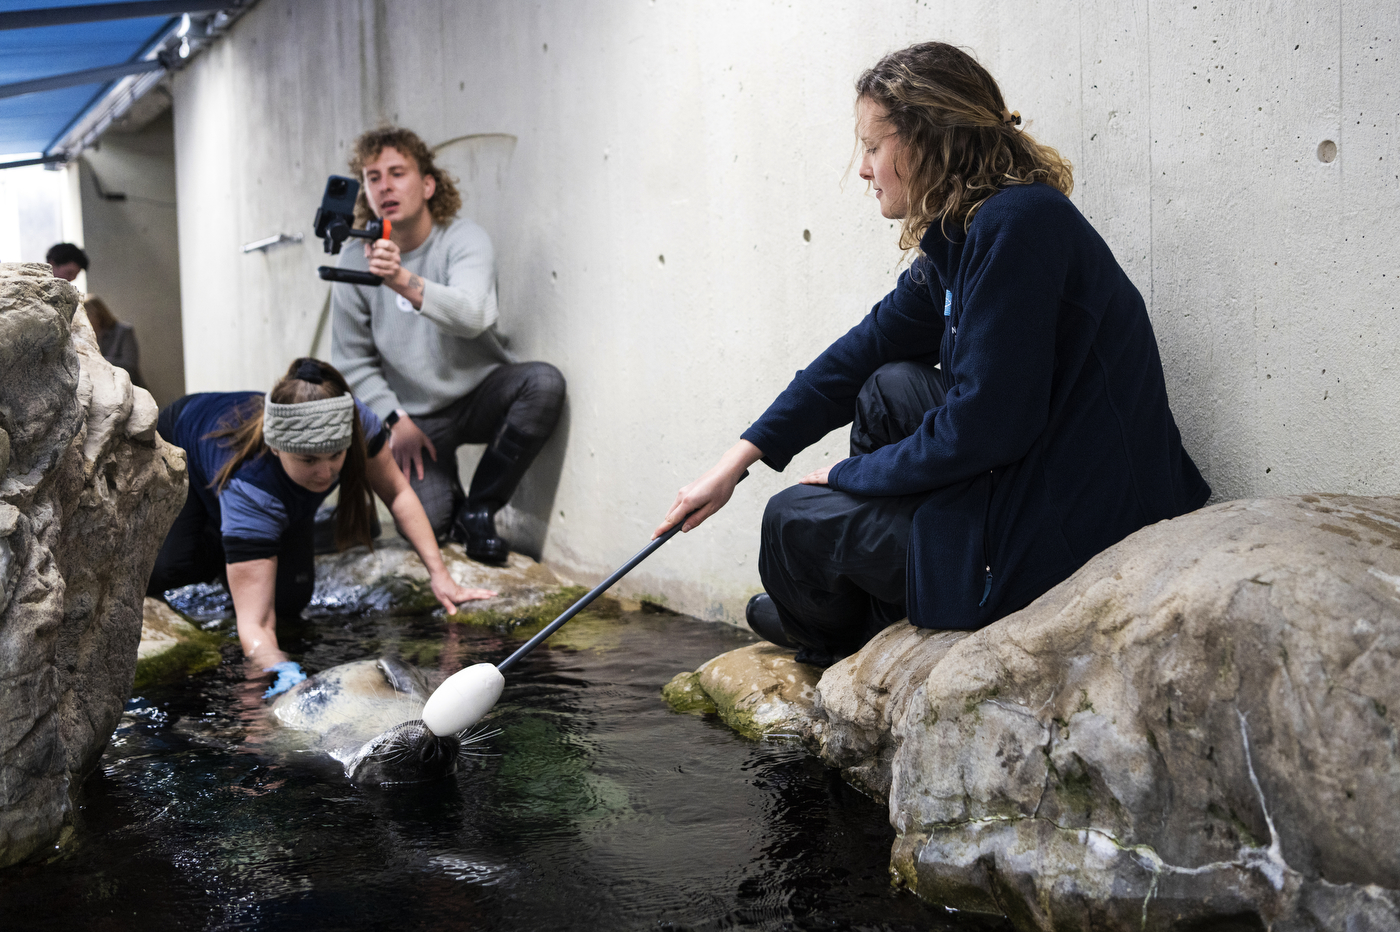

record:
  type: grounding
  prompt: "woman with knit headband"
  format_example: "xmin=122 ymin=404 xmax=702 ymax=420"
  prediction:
xmin=147 ymin=358 xmax=493 ymax=695
xmin=656 ymin=42 xmax=1209 ymax=665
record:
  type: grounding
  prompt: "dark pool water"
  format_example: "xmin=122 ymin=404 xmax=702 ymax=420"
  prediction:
xmin=0 ymin=604 xmax=1007 ymax=932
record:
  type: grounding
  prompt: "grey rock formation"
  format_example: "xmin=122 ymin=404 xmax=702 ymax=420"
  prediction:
xmin=670 ymin=495 xmax=1400 ymax=929
xmin=0 ymin=264 xmax=186 ymax=867
xmin=815 ymin=625 xmax=969 ymax=799
xmin=888 ymin=494 xmax=1400 ymax=928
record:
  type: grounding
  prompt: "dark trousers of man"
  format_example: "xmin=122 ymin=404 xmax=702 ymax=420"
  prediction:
xmin=409 ymin=361 xmax=566 ymax=536
xmin=758 ymin=360 xmax=946 ymax=660
xmin=147 ymin=401 xmax=316 ymax=617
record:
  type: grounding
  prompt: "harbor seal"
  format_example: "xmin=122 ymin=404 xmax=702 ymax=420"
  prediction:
xmin=269 ymin=657 xmax=492 ymax=786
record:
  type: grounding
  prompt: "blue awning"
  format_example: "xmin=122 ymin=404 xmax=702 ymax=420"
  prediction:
xmin=0 ymin=1 xmax=251 ymax=162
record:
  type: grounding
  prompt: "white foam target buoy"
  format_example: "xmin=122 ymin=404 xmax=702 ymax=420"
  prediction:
xmin=417 ymin=485 xmax=745 ymax=737
xmin=422 ymin=662 xmax=505 ymax=736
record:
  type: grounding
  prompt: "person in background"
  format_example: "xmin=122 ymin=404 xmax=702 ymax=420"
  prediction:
xmin=147 ymin=357 xmax=495 ymax=696
xmin=46 ymin=242 xmax=88 ymax=282
xmin=331 ymin=126 xmax=565 ymax=566
xmin=656 ymin=41 xmax=1209 ymax=666
xmin=82 ymin=294 xmax=145 ymax=389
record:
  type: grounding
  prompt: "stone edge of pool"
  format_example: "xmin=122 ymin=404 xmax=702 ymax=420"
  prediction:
xmin=664 ymin=494 xmax=1400 ymax=930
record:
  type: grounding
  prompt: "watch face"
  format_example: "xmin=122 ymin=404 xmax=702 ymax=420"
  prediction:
xmin=396 ymin=293 xmax=415 ymax=313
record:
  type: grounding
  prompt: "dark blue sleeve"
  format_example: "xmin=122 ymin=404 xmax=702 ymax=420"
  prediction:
xmin=826 ymin=201 xmax=1072 ymax=496
xmin=740 ymin=259 xmax=945 ymax=471
xmin=356 ymin=399 xmax=390 ymax=457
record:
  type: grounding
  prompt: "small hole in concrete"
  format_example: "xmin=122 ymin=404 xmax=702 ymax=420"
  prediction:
xmin=658 ymin=254 xmax=665 ymax=265
xmin=802 ymin=229 xmax=811 ymax=242
xmin=1317 ymin=140 xmax=1337 ymax=162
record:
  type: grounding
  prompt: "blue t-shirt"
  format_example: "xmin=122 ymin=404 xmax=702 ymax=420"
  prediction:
xmin=168 ymin=392 xmax=387 ymax=562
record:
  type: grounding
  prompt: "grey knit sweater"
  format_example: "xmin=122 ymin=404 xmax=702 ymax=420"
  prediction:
xmin=330 ymin=217 xmax=515 ymax=419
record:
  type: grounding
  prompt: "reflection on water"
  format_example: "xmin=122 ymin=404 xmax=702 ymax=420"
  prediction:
xmin=0 ymin=608 xmax=1007 ymax=932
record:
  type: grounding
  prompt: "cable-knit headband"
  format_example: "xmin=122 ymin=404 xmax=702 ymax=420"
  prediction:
xmin=262 ymin=393 xmax=355 ymax=455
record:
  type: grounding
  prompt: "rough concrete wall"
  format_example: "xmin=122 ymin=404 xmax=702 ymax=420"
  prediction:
xmin=81 ymin=111 xmax=186 ymax=407
xmin=169 ymin=0 xmax=1400 ymax=624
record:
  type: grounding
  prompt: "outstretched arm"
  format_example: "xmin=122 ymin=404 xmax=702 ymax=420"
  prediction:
xmin=228 ymin=557 xmax=283 ymax=668
xmin=653 ymin=440 xmax=764 ymax=539
xmin=365 ymin=445 xmax=497 ymax=611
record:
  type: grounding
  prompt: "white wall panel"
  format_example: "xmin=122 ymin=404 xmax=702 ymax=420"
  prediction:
xmin=171 ymin=0 xmax=1400 ymax=623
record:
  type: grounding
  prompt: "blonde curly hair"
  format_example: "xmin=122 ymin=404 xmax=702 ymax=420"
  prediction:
xmin=856 ymin=42 xmax=1074 ymax=249
xmin=348 ymin=126 xmax=462 ymax=227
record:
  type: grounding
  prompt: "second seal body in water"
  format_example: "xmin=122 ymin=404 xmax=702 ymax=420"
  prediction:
xmin=269 ymin=657 xmax=466 ymax=786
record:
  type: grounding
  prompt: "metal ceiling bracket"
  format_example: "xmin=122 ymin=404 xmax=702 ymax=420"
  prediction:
xmin=0 ymin=59 xmax=164 ymax=101
xmin=0 ymin=2 xmax=222 ymax=31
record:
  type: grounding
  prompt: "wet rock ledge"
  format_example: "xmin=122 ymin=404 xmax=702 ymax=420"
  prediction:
xmin=666 ymin=495 xmax=1400 ymax=931
xmin=137 ymin=540 xmax=624 ymax=690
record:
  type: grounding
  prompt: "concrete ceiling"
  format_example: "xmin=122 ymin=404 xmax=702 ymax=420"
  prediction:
xmin=0 ymin=1 xmax=254 ymax=165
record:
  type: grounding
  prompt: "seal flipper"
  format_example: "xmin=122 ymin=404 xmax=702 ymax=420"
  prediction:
xmin=376 ymin=657 xmax=432 ymax=701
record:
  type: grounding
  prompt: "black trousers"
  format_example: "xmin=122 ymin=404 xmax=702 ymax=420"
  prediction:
xmin=147 ymin=401 xmax=317 ymax=617
xmin=757 ymin=360 xmax=946 ymax=658
xmin=405 ymin=361 xmax=566 ymax=537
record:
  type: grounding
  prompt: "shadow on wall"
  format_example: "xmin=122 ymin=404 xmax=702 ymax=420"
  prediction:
xmin=436 ymin=131 xmax=564 ymax=558
xmin=462 ymin=398 xmax=569 ymax=561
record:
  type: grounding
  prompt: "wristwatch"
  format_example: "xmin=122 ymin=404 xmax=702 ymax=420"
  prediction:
xmin=385 ymin=408 xmax=408 ymax=427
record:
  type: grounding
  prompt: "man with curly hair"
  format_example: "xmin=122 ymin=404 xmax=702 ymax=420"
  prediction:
xmin=331 ymin=127 xmax=565 ymax=565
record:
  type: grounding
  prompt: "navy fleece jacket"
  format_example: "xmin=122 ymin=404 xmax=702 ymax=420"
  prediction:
xmin=741 ymin=182 xmax=1209 ymax=629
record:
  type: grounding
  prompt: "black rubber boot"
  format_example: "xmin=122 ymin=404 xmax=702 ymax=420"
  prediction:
xmin=452 ymin=424 xmax=550 ymax=565
xmin=466 ymin=424 xmax=546 ymax=508
xmin=745 ymin=593 xmax=798 ymax=649
xmin=451 ymin=505 xmax=508 ymax=565
xmin=747 ymin=593 xmax=841 ymax=667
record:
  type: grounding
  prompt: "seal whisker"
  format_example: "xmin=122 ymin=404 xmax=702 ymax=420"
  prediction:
xmin=456 ymin=725 xmax=502 ymax=744
xmin=457 ymin=747 xmax=501 ymax=760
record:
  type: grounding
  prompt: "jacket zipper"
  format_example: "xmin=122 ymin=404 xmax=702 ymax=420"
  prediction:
xmin=979 ymin=469 xmax=994 ymax=608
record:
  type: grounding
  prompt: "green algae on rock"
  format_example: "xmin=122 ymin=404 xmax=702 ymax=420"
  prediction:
xmin=684 ymin=643 xmax=823 ymax=741
xmin=448 ymin=584 xmax=622 ymax=631
xmin=660 ymin=671 xmax=717 ymax=715
xmin=134 ymin=598 xmax=223 ymax=691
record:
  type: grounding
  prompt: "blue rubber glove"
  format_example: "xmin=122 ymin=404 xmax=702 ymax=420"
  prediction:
xmin=263 ymin=661 xmax=306 ymax=698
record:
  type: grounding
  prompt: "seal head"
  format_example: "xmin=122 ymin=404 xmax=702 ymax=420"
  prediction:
xmin=270 ymin=658 xmax=478 ymax=786
xmin=345 ymin=719 xmax=463 ymax=786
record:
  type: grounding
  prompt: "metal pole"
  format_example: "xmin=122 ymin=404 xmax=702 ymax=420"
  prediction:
xmin=494 ymin=471 xmax=747 ymax=673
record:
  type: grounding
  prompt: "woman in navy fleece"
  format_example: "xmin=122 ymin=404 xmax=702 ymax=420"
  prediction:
xmin=148 ymin=358 xmax=493 ymax=694
xmin=655 ymin=42 xmax=1209 ymax=665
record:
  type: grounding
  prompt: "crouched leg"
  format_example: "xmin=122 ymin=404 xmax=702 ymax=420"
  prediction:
xmin=756 ymin=483 xmax=924 ymax=663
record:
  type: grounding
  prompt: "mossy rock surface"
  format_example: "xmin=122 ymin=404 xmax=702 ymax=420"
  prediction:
xmin=668 ymin=643 xmax=823 ymax=741
xmin=134 ymin=598 xmax=223 ymax=691
xmin=661 ymin=671 xmax=718 ymax=714
xmin=449 ymin=584 xmax=621 ymax=630
xmin=310 ymin=540 xmax=569 ymax=617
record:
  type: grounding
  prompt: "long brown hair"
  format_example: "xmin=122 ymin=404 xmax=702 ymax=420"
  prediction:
xmin=855 ymin=42 xmax=1074 ymax=249
xmin=349 ymin=126 xmax=462 ymax=227
xmin=208 ymin=358 xmax=374 ymax=552
xmin=83 ymin=294 xmax=118 ymax=336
